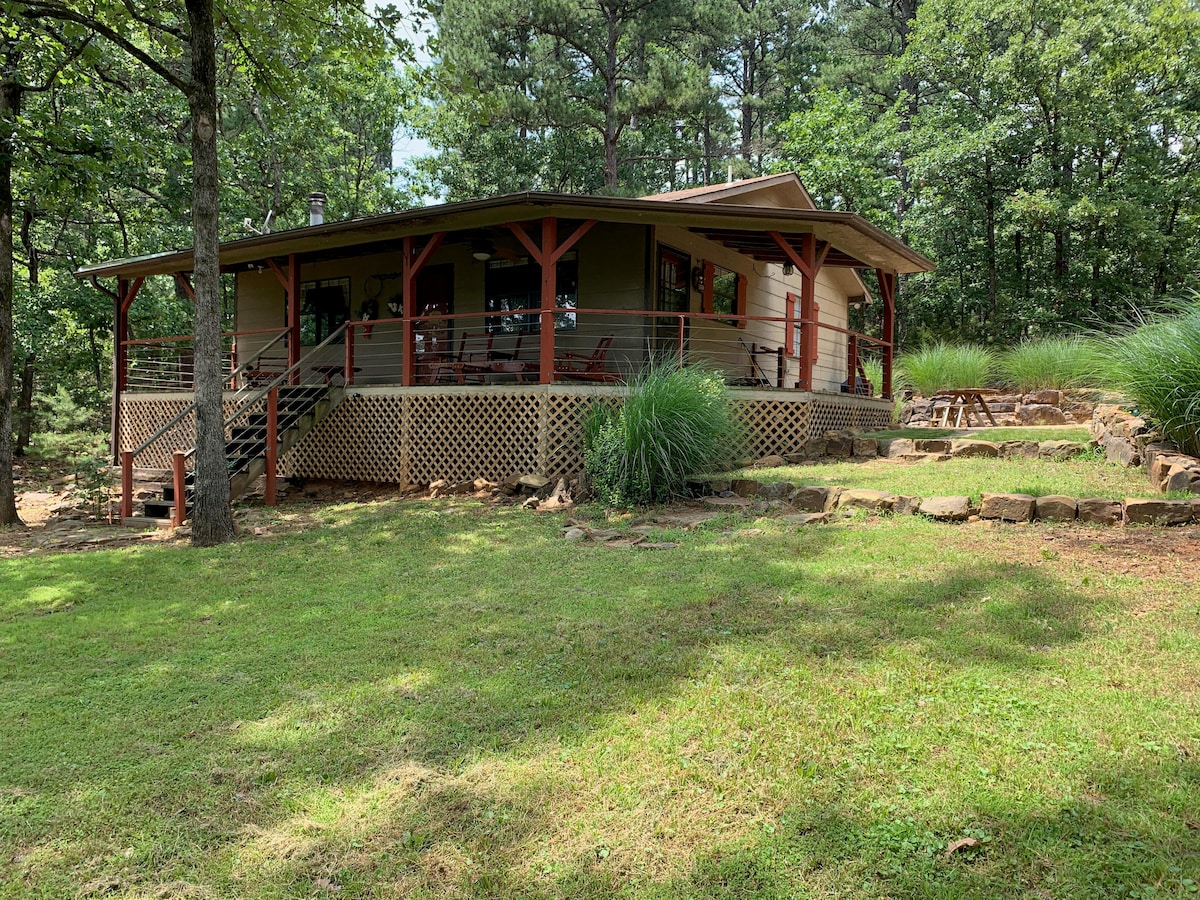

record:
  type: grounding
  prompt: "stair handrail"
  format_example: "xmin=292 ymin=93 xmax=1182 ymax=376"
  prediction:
xmin=183 ymin=321 xmax=350 ymax=461
xmin=128 ymin=327 xmax=291 ymax=459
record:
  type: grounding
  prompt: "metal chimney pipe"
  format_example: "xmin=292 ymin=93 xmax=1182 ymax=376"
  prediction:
xmin=307 ymin=192 xmax=327 ymax=226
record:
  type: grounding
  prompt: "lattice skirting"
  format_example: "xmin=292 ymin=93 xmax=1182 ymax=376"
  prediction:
xmin=121 ymin=388 xmax=893 ymax=484
xmin=120 ymin=395 xmax=240 ymax=470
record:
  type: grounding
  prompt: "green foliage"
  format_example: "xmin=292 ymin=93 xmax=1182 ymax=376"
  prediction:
xmin=895 ymin=342 xmax=998 ymax=395
xmin=584 ymin=364 xmax=737 ymax=506
xmin=999 ymin=336 xmax=1106 ymax=392
xmin=1107 ymin=305 xmax=1200 ymax=457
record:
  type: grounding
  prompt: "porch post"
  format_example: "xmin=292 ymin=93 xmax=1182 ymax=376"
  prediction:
xmin=287 ymin=253 xmax=301 ymax=384
xmin=799 ymin=234 xmax=817 ymax=392
xmin=402 ymin=236 xmax=416 ymax=386
xmin=112 ymin=278 xmax=127 ymax=464
xmin=539 ymin=217 xmax=558 ymax=385
xmin=876 ymin=268 xmax=896 ymax=399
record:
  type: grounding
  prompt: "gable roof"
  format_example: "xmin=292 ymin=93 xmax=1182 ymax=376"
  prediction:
xmin=642 ymin=173 xmax=816 ymax=210
xmin=76 ymin=189 xmax=935 ymax=280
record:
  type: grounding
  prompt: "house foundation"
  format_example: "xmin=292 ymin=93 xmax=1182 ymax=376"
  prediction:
xmin=119 ymin=386 xmax=892 ymax=485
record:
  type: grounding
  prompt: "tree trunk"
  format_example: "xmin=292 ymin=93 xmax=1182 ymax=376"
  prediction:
xmin=186 ymin=0 xmax=234 ymax=546
xmin=14 ymin=351 xmax=33 ymax=455
xmin=0 ymin=37 xmax=24 ymax=526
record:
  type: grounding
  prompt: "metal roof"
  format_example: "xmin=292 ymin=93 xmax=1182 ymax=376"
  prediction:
xmin=75 ymin=191 xmax=935 ymax=280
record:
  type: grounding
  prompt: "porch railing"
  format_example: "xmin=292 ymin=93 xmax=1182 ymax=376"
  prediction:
xmin=121 ymin=327 xmax=289 ymax=392
xmin=337 ymin=308 xmax=892 ymax=397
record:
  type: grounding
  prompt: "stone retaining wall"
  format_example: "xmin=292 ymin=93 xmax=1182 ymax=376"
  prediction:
xmin=1090 ymin=404 xmax=1200 ymax=495
xmin=902 ymin=389 xmax=1096 ymax=428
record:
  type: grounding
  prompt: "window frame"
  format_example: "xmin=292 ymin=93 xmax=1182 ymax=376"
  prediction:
xmin=297 ymin=277 xmax=350 ymax=345
xmin=484 ymin=251 xmax=578 ymax=334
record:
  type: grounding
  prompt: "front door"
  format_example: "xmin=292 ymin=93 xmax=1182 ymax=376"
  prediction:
xmin=414 ymin=263 xmax=454 ymax=383
xmin=655 ymin=246 xmax=691 ymax=360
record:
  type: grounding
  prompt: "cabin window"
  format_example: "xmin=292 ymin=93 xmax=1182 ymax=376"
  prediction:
xmin=710 ymin=265 xmax=746 ymax=328
xmin=485 ymin=252 xmax=578 ymax=333
xmin=298 ymin=277 xmax=349 ymax=344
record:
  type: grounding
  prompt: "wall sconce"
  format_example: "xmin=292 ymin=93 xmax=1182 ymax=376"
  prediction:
xmin=782 ymin=262 xmax=794 ymax=276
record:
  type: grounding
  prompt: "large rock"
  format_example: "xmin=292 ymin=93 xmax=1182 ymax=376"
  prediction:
xmin=518 ymin=474 xmax=551 ymax=490
xmin=980 ymin=493 xmax=1036 ymax=522
xmin=730 ymin=478 xmax=762 ymax=497
xmin=1124 ymin=498 xmax=1195 ymax=526
xmin=837 ymin=489 xmax=894 ymax=512
xmin=1076 ymin=497 xmax=1122 ymax=525
xmin=707 ymin=477 xmax=732 ymax=494
xmin=881 ymin=438 xmax=914 ymax=458
xmin=1038 ymin=440 xmax=1088 ymax=460
xmin=852 ymin=438 xmax=879 ymax=458
xmin=824 ymin=432 xmax=854 ymax=458
xmin=782 ymin=512 xmax=831 ymax=526
xmin=950 ymin=439 xmax=1000 ymax=458
xmin=753 ymin=454 xmax=788 ymax=469
xmin=892 ymin=495 xmax=922 ymax=516
xmin=1023 ymin=389 xmax=1062 ymax=407
xmin=1017 ymin=404 xmax=1068 ymax=426
xmin=919 ymin=496 xmax=972 ymax=521
xmin=914 ymin=438 xmax=952 ymax=453
xmin=701 ymin=495 xmax=753 ymax=509
xmin=788 ymin=485 xmax=840 ymax=512
xmin=758 ymin=480 xmax=795 ymax=500
xmin=998 ymin=440 xmax=1040 ymax=459
xmin=1035 ymin=495 xmax=1077 ymax=521
xmin=1164 ymin=464 xmax=1200 ymax=495
xmin=1102 ymin=434 xmax=1140 ymax=468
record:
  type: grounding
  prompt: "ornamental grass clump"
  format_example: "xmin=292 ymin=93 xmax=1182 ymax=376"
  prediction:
xmin=999 ymin=336 xmax=1105 ymax=392
xmin=583 ymin=363 xmax=738 ymax=506
xmin=895 ymin=342 xmax=997 ymax=396
xmin=1107 ymin=305 xmax=1200 ymax=457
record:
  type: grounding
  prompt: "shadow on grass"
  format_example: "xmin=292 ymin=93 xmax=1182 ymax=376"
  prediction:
xmin=0 ymin=503 xmax=1114 ymax=895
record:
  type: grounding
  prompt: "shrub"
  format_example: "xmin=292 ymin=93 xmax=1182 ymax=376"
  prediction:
xmin=895 ymin=342 xmax=997 ymax=396
xmin=1107 ymin=305 xmax=1200 ymax=457
xmin=860 ymin=358 xmax=884 ymax=397
xmin=999 ymin=336 xmax=1105 ymax=392
xmin=583 ymin=363 xmax=738 ymax=506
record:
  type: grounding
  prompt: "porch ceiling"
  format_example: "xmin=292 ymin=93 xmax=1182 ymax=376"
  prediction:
xmin=75 ymin=191 xmax=936 ymax=281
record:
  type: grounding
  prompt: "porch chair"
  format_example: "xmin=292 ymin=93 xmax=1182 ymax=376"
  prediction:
xmin=554 ymin=336 xmax=619 ymax=383
xmin=433 ymin=331 xmax=494 ymax=384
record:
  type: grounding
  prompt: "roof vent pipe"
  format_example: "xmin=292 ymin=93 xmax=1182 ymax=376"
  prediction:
xmin=308 ymin=192 xmax=327 ymax=226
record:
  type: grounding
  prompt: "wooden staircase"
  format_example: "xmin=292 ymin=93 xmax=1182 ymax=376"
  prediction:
xmin=140 ymin=384 xmax=339 ymax=521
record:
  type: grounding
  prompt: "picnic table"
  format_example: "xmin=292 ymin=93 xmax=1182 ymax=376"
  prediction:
xmin=935 ymin=388 xmax=999 ymax=427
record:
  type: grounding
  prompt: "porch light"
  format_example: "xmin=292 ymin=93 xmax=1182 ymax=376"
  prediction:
xmin=782 ymin=261 xmax=794 ymax=276
xmin=471 ymin=238 xmax=495 ymax=262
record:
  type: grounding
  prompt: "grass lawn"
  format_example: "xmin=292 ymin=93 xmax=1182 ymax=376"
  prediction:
xmin=3 ymin=502 xmax=1200 ymax=898
xmin=869 ymin=426 xmax=1092 ymax=443
xmin=731 ymin=454 xmax=1153 ymax=502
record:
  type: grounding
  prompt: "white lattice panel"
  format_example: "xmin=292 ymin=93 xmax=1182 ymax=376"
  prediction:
xmin=121 ymin=396 xmax=239 ymax=470
xmin=810 ymin=397 xmax=893 ymax=434
xmin=405 ymin=392 xmax=542 ymax=483
xmin=284 ymin=395 xmax=406 ymax=482
xmin=731 ymin=399 xmax=814 ymax=459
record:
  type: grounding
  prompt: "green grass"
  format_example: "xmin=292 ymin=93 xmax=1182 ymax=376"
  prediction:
xmin=1107 ymin=304 xmax=1200 ymax=457
xmin=733 ymin=454 xmax=1152 ymax=501
xmin=999 ymin=337 xmax=1105 ymax=392
xmin=869 ymin=426 xmax=1090 ymax=443
xmin=896 ymin=342 xmax=998 ymax=395
xmin=3 ymin=502 xmax=1199 ymax=898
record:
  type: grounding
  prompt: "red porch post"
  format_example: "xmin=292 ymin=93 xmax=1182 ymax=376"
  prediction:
xmin=539 ymin=218 xmax=558 ymax=384
xmin=171 ymin=451 xmax=187 ymax=527
xmin=344 ymin=324 xmax=355 ymax=386
xmin=120 ymin=450 xmax=133 ymax=520
xmin=506 ymin=218 xmax=596 ymax=385
xmin=876 ymin=268 xmax=896 ymax=399
xmin=769 ymin=233 xmax=826 ymax=390
xmin=265 ymin=387 xmax=278 ymax=506
xmin=401 ymin=232 xmax=447 ymax=387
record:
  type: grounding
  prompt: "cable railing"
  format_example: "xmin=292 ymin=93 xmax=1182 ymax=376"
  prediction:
xmin=122 ymin=327 xmax=288 ymax=393
xmin=339 ymin=308 xmax=892 ymax=395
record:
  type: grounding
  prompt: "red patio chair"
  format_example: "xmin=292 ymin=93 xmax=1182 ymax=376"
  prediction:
xmin=433 ymin=331 xmax=494 ymax=384
xmin=554 ymin=336 xmax=619 ymax=383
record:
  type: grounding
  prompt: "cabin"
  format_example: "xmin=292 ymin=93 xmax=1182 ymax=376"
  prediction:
xmin=79 ymin=174 xmax=934 ymax=520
